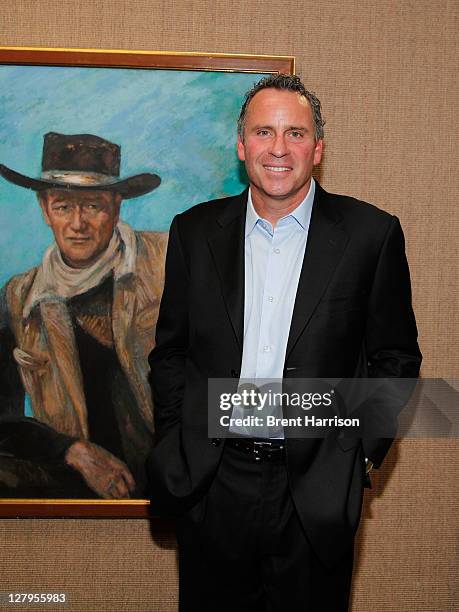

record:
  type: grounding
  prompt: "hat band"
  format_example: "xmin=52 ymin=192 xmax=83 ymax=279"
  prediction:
xmin=41 ymin=170 xmax=119 ymax=186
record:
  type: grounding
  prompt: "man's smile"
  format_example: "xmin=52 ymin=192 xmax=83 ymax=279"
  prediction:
xmin=67 ymin=236 xmax=91 ymax=243
xmin=263 ymin=165 xmax=292 ymax=173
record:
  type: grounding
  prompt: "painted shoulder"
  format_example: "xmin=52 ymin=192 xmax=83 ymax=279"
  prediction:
xmin=135 ymin=230 xmax=169 ymax=258
xmin=3 ymin=266 xmax=38 ymax=297
xmin=1 ymin=267 xmax=38 ymax=326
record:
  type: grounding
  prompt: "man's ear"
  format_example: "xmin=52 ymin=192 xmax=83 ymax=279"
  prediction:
xmin=37 ymin=192 xmax=51 ymax=226
xmin=237 ymin=134 xmax=246 ymax=162
xmin=313 ymin=139 xmax=324 ymax=166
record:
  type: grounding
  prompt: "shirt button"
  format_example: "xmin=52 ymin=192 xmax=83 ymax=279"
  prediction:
xmin=274 ymin=248 xmax=280 ymax=254
xmin=263 ymin=345 xmax=271 ymax=352
xmin=268 ymin=296 xmax=274 ymax=302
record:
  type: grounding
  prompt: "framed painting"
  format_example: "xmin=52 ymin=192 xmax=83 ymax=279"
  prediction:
xmin=0 ymin=46 xmax=294 ymax=517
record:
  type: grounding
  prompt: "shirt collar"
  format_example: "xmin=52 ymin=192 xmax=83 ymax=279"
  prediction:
xmin=245 ymin=179 xmax=316 ymax=237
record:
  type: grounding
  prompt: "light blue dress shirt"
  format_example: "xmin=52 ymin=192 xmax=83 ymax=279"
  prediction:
xmin=230 ymin=179 xmax=315 ymax=438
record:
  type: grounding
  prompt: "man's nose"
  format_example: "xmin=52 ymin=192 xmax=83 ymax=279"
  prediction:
xmin=69 ymin=206 xmax=87 ymax=230
xmin=269 ymin=134 xmax=288 ymax=157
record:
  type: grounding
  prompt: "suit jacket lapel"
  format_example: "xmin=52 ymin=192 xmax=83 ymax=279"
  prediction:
xmin=286 ymin=183 xmax=349 ymax=359
xmin=207 ymin=190 xmax=247 ymax=351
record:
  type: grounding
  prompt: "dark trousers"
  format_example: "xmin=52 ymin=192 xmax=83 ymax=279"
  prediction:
xmin=177 ymin=443 xmax=354 ymax=612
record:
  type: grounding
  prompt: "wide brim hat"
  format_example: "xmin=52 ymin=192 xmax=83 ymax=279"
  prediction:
xmin=0 ymin=132 xmax=161 ymax=199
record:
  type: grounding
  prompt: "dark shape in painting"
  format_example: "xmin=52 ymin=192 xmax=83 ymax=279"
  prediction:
xmin=0 ymin=133 xmax=166 ymax=499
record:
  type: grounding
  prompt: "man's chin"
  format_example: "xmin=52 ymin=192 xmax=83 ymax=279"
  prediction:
xmin=61 ymin=251 xmax=100 ymax=269
xmin=257 ymin=186 xmax=305 ymax=203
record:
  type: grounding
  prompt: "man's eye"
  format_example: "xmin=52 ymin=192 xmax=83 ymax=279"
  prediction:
xmin=289 ymin=131 xmax=303 ymax=138
xmin=257 ymin=129 xmax=270 ymax=136
xmin=53 ymin=204 xmax=68 ymax=211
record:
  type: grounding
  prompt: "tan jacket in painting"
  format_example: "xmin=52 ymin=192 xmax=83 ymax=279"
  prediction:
xmin=5 ymin=231 xmax=167 ymax=443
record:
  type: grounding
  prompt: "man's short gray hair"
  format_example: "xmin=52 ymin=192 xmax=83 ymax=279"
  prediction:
xmin=237 ymin=74 xmax=325 ymax=142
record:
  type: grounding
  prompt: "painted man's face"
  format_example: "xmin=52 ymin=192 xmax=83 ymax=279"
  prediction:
xmin=39 ymin=189 xmax=121 ymax=268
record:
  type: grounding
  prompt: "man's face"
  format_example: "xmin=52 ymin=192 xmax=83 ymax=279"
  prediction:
xmin=237 ymin=88 xmax=323 ymax=210
xmin=39 ymin=189 xmax=121 ymax=269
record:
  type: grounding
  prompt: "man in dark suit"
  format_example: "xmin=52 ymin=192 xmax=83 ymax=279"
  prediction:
xmin=147 ymin=75 xmax=421 ymax=611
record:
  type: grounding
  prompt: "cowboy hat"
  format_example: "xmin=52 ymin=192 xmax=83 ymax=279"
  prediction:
xmin=0 ymin=132 xmax=161 ymax=199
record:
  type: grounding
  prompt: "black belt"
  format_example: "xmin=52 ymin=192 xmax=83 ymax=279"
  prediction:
xmin=226 ymin=437 xmax=286 ymax=462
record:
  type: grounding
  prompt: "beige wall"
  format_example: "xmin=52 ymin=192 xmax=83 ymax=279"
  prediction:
xmin=0 ymin=1 xmax=457 ymax=610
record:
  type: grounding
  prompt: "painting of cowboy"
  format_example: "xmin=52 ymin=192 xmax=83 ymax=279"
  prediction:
xmin=0 ymin=132 xmax=166 ymax=499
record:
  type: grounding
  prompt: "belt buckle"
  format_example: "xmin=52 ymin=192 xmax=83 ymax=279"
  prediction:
xmin=253 ymin=440 xmax=277 ymax=461
xmin=253 ymin=440 xmax=273 ymax=449
xmin=253 ymin=440 xmax=265 ymax=461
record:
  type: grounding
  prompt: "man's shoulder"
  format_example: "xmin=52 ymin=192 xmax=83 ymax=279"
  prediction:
xmin=135 ymin=229 xmax=168 ymax=249
xmin=126 ymin=230 xmax=168 ymax=286
xmin=133 ymin=229 xmax=168 ymax=260
xmin=176 ymin=191 xmax=246 ymax=226
xmin=1 ymin=267 xmax=38 ymax=324
xmin=319 ymin=185 xmax=395 ymax=232
xmin=3 ymin=267 xmax=38 ymax=296
xmin=322 ymin=185 xmax=391 ymax=215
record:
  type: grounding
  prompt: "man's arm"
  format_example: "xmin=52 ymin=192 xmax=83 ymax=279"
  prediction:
xmin=362 ymin=215 xmax=422 ymax=466
xmin=0 ymin=284 xmax=135 ymax=498
xmin=148 ymin=215 xmax=190 ymax=438
xmin=0 ymin=285 xmax=25 ymax=417
xmin=145 ymin=215 xmax=197 ymax=511
xmin=0 ymin=286 xmax=73 ymax=460
xmin=65 ymin=440 xmax=135 ymax=499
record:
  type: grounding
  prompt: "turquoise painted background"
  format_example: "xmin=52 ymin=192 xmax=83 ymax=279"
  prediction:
xmin=0 ymin=66 xmax=264 ymax=286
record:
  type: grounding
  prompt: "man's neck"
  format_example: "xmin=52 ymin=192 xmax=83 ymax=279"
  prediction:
xmin=250 ymin=180 xmax=313 ymax=227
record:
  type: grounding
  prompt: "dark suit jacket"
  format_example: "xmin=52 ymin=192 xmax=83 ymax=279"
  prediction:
xmin=147 ymin=183 xmax=421 ymax=567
